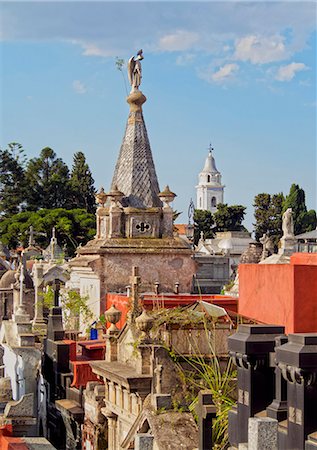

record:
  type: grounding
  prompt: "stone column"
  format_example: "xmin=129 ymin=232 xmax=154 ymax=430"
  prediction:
xmin=276 ymin=333 xmax=317 ymax=449
xmin=228 ymin=324 xmax=285 ymax=447
xmin=108 ymin=382 xmax=116 ymax=404
xmin=32 ymin=262 xmax=46 ymax=332
xmin=107 ymin=415 xmax=118 ymax=450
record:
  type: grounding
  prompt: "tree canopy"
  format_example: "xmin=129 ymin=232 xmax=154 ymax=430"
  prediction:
xmin=254 ymin=184 xmax=316 ymax=244
xmin=0 ymin=143 xmax=27 ymax=216
xmin=0 ymin=208 xmax=96 ymax=256
xmin=70 ymin=151 xmax=96 ymax=213
xmin=193 ymin=210 xmax=215 ymax=245
xmin=25 ymin=147 xmax=71 ymax=210
xmin=283 ymin=183 xmax=316 ymax=235
xmin=214 ymin=204 xmax=246 ymax=232
xmin=0 ymin=143 xmax=97 ymax=220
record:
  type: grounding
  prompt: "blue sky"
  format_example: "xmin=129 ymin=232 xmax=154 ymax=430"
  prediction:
xmin=0 ymin=1 xmax=316 ymax=230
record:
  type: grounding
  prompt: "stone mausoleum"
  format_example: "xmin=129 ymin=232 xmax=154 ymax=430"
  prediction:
xmin=68 ymin=51 xmax=196 ymax=316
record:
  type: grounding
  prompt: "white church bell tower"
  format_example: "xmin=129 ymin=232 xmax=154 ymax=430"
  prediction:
xmin=196 ymin=145 xmax=225 ymax=213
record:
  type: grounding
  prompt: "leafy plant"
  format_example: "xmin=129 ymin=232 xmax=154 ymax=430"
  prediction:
xmin=41 ymin=287 xmax=93 ymax=333
xmin=164 ymin=321 xmax=236 ymax=449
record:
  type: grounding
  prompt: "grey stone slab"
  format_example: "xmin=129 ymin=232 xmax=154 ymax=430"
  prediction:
xmin=248 ymin=417 xmax=278 ymax=450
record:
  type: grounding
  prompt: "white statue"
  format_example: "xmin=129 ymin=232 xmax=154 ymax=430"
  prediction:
xmin=282 ymin=208 xmax=294 ymax=239
xmin=128 ymin=50 xmax=144 ymax=92
xmin=260 ymin=233 xmax=274 ymax=260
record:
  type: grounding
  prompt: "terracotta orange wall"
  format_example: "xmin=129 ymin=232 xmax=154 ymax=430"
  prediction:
xmin=105 ymin=293 xmax=129 ymax=329
xmin=239 ymin=254 xmax=317 ymax=334
xmin=294 ymin=265 xmax=317 ymax=332
xmin=239 ymin=264 xmax=294 ymax=333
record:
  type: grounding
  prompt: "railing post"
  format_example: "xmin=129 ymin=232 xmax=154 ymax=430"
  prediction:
xmin=228 ymin=324 xmax=284 ymax=447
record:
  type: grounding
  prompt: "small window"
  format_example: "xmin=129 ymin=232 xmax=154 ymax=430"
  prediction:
xmin=199 ymin=197 xmax=202 ymax=208
xmin=211 ymin=197 xmax=217 ymax=207
xmin=207 ymin=175 xmax=211 ymax=183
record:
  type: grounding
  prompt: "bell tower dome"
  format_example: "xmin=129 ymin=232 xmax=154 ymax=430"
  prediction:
xmin=196 ymin=144 xmax=225 ymax=213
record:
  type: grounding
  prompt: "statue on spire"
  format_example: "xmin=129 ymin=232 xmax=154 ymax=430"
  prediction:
xmin=128 ymin=50 xmax=144 ymax=92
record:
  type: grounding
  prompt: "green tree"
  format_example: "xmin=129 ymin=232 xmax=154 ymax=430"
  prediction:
xmin=253 ymin=193 xmax=271 ymax=241
xmin=253 ymin=192 xmax=284 ymax=249
xmin=0 ymin=143 xmax=27 ymax=216
xmin=269 ymin=193 xmax=284 ymax=248
xmin=193 ymin=209 xmax=215 ymax=245
xmin=214 ymin=203 xmax=246 ymax=232
xmin=70 ymin=151 xmax=96 ymax=213
xmin=283 ymin=183 xmax=316 ymax=235
xmin=0 ymin=208 xmax=96 ymax=256
xmin=25 ymin=147 xmax=71 ymax=210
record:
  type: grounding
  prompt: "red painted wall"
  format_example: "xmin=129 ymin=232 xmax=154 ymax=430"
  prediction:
xmin=239 ymin=253 xmax=317 ymax=333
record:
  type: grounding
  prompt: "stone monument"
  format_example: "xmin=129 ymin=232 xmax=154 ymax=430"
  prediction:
xmin=68 ymin=51 xmax=196 ymax=297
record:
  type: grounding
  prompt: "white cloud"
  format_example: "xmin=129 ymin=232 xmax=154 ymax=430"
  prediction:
xmin=275 ymin=62 xmax=308 ymax=81
xmin=158 ymin=30 xmax=199 ymax=52
xmin=72 ymin=80 xmax=87 ymax=94
xmin=176 ymin=53 xmax=195 ymax=66
xmin=211 ymin=63 xmax=239 ymax=82
xmin=234 ymin=35 xmax=287 ymax=64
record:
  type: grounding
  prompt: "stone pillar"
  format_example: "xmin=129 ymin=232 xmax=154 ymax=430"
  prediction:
xmin=46 ymin=280 xmax=64 ymax=341
xmin=109 ymin=204 xmax=123 ymax=238
xmin=248 ymin=417 xmax=278 ymax=450
xmin=228 ymin=324 xmax=284 ymax=447
xmin=105 ymin=335 xmax=118 ymax=362
xmin=276 ymin=333 xmax=317 ymax=449
xmin=267 ymin=335 xmax=288 ymax=421
xmin=107 ymin=415 xmax=118 ymax=450
xmin=161 ymin=205 xmax=174 ymax=238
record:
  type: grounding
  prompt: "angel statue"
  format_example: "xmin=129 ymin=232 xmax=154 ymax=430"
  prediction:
xmin=128 ymin=50 xmax=144 ymax=92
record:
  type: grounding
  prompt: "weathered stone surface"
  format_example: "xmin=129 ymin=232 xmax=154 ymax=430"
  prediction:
xmin=151 ymin=394 xmax=172 ymax=411
xmin=248 ymin=417 xmax=278 ymax=450
xmin=4 ymin=392 xmax=34 ymax=417
xmin=0 ymin=377 xmax=12 ymax=402
xmin=135 ymin=433 xmax=154 ymax=450
xmin=73 ymin=248 xmax=195 ymax=294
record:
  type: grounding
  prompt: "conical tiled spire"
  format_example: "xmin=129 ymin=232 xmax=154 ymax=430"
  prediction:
xmin=110 ymin=91 xmax=162 ymax=208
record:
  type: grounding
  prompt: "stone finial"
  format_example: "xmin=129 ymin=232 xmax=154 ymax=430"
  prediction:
xmin=107 ymin=185 xmax=124 ymax=206
xmin=135 ymin=309 xmax=154 ymax=341
xmin=95 ymin=187 xmax=108 ymax=207
xmin=104 ymin=304 xmax=122 ymax=335
xmin=158 ymin=185 xmax=176 ymax=207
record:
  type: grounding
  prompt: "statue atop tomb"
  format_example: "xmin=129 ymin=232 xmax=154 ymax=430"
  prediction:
xmin=128 ymin=49 xmax=144 ymax=92
xmin=282 ymin=208 xmax=294 ymax=239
